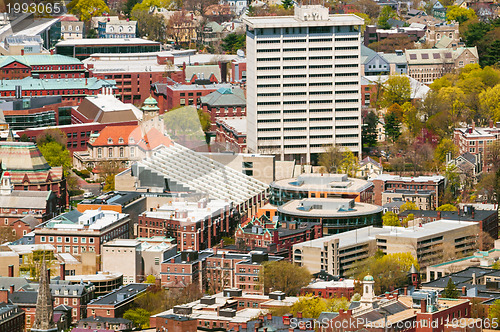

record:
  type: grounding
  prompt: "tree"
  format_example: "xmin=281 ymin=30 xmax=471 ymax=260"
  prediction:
xmin=446 ymin=6 xmax=477 ymax=24
xmin=132 ymin=9 xmax=167 ymax=42
xmin=131 ymin=0 xmax=174 ymax=12
xmin=95 ymin=160 xmax=121 ymax=192
xmin=480 ymin=85 xmax=500 ymax=122
xmin=145 ymin=275 xmax=156 ymax=284
xmin=123 ymin=0 xmax=140 ymax=16
xmin=400 ymin=201 xmax=418 ymax=213
xmin=281 ymin=0 xmax=294 ymax=9
xmin=434 ymin=138 xmax=458 ymax=165
xmin=402 ymin=102 xmax=422 ymax=138
xmin=489 ymin=299 xmax=500 ymax=323
xmin=437 ymin=204 xmax=458 ymax=211
xmin=340 ymin=149 xmax=358 ymax=177
xmin=20 ymin=250 xmax=56 ymax=281
xmin=402 ymin=213 xmax=414 ymax=227
xmin=441 ymin=278 xmax=459 ymax=299
xmin=222 ymin=33 xmax=246 ymax=54
xmin=383 ymin=76 xmax=411 ymax=107
xmin=362 ymin=111 xmax=378 ymax=148
xmin=124 ymin=308 xmax=151 ymax=329
xmin=289 ymin=295 xmax=327 ymax=319
xmin=38 ymin=141 xmax=72 ymax=175
xmin=163 ymin=106 xmax=206 ymax=142
xmin=377 ymin=6 xmax=397 ymax=29
xmin=384 ymin=109 xmax=402 ymax=143
xmin=319 ymin=145 xmax=344 ymax=174
xmin=70 ymin=0 xmax=110 ymax=21
xmin=260 ymin=260 xmax=311 ymax=296
xmin=354 ymin=0 xmax=380 ymax=18
xmin=368 ymin=35 xmax=416 ymax=53
xmin=382 ymin=211 xmax=401 ymax=226
xmin=463 ymin=18 xmax=500 ymax=67
xmin=0 ymin=226 xmax=17 ymax=244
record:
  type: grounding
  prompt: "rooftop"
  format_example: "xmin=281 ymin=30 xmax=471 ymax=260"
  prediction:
xmin=216 ymin=117 xmax=247 ymax=135
xmin=371 ymin=174 xmax=445 ymax=183
xmin=278 ymin=198 xmax=383 ymax=217
xmin=272 ymin=173 xmax=373 ymax=194
xmin=143 ymin=199 xmax=231 ymax=224
xmin=0 ymin=77 xmax=115 ymax=92
xmin=39 ymin=209 xmax=129 ymax=232
xmin=88 ymin=283 xmax=149 ymax=306
xmin=55 ymin=38 xmax=160 ymax=46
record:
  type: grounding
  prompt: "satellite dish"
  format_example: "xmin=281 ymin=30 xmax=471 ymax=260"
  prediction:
xmin=237 ymin=49 xmax=245 ymax=57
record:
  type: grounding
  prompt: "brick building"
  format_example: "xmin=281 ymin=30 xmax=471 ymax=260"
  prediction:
xmin=453 ymin=121 xmax=500 ymax=172
xmin=300 ymin=279 xmax=356 ymax=299
xmin=0 ymin=142 xmax=67 ymax=209
xmin=235 ymin=214 xmax=323 ymax=257
xmin=0 ymin=54 xmax=85 ymax=80
xmin=34 ymin=209 xmax=131 ymax=256
xmin=0 ymin=297 xmax=24 ymax=332
xmin=371 ymin=174 xmax=445 ymax=208
xmin=138 ymin=198 xmax=235 ymax=251
xmin=0 ymin=77 xmax=117 ymax=103
xmin=215 ymin=117 xmax=247 ymax=153
xmin=151 ymin=82 xmax=232 ymax=111
xmin=86 ymin=283 xmax=149 ymax=318
xmin=199 ymin=87 xmax=246 ymax=130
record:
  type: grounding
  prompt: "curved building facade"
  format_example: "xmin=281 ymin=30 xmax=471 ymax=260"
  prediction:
xmin=270 ymin=173 xmax=374 ymax=206
xmin=278 ymin=197 xmax=383 ymax=235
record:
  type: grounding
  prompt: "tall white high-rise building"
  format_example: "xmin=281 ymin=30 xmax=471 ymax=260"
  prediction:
xmin=243 ymin=6 xmax=363 ymax=162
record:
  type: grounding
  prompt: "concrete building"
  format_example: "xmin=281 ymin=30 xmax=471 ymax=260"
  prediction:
xmin=278 ymin=198 xmax=383 ymax=235
xmin=293 ymin=220 xmax=480 ymax=276
xmin=270 ymin=173 xmax=374 ymax=206
xmin=102 ymin=238 xmax=176 ymax=284
xmin=371 ymin=174 xmax=445 ymax=209
xmin=244 ymin=5 xmax=364 ymax=162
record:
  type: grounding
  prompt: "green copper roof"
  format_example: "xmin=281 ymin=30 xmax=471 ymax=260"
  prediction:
xmin=363 ymin=275 xmax=374 ymax=281
xmin=0 ymin=54 xmax=82 ymax=68
xmin=0 ymin=77 xmax=116 ymax=91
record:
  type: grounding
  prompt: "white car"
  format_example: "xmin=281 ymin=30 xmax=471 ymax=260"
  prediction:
xmin=83 ymin=192 xmax=93 ymax=198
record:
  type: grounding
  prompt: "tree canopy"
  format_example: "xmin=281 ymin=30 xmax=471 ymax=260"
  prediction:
xmin=446 ymin=6 xmax=477 ymax=24
xmin=69 ymin=0 xmax=109 ymax=21
xmin=442 ymin=278 xmax=460 ymax=299
xmin=382 ymin=211 xmax=401 ymax=226
xmin=260 ymin=260 xmax=311 ymax=296
xmin=436 ymin=204 xmax=458 ymax=211
xmin=222 ymin=33 xmax=245 ymax=54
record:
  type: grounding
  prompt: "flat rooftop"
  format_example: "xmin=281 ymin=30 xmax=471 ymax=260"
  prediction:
xmin=272 ymin=173 xmax=373 ymax=194
xmin=216 ymin=117 xmax=247 ymax=135
xmin=278 ymin=198 xmax=382 ymax=217
xmin=371 ymin=174 xmax=445 ymax=183
xmin=56 ymin=38 xmax=160 ymax=46
xmin=142 ymin=199 xmax=231 ymax=224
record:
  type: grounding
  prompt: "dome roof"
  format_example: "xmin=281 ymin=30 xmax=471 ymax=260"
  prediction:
xmin=144 ymin=96 xmax=158 ymax=105
xmin=363 ymin=275 xmax=374 ymax=281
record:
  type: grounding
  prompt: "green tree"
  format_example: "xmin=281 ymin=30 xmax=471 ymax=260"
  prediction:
xmin=480 ymin=85 xmax=500 ymax=122
xmin=434 ymin=138 xmax=458 ymax=165
xmin=382 ymin=211 xmax=401 ymax=226
xmin=319 ymin=145 xmax=344 ymax=173
xmin=463 ymin=18 xmax=500 ymax=67
xmin=446 ymin=6 xmax=477 ymax=24
xmin=340 ymin=149 xmax=358 ymax=177
xmin=400 ymin=201 xmax=418 ymax=212
xmin=163 ymin=106 xmax=207 ymax=142
xmin=378 ymin=6 xmax=397 ymax=29
xmin=260 ymin=260 xmax=311 ymax=296
xmin=38 ymin=141 xmax=72 ymax=175
xmin=441 ymin=278 xmax=459 ymax=299
xmin=383 ymin=76 xmax=411 ymax=107
xmin=131 ymin=0 xmax=174 ymax=12
xmin=290 ymin=295 xmax=327 ymax=319
xmin=281 ymin=0 xmax=294 ymax=9
xmin=123 ymin=0 xmax=140 ymax=16
xmin=124 ymin=308 xmax=151 ymax=329
xmin=384 ymin=109 xmax=401 ymax=143
xmin=402 ymin=102 xmax=422 ymax=138
xmin=96 ymin=160 xmax=121 ymax=192
xmin=327 ymin=297 xmax=350 ymax=312
xmin=362 ymin=111 xmax=378 ymax=148
xmin=402 ymin=213 xmax=414 ymax=227
xmin=221 ymin=33 xmax=246 ymax=54
xmin=493 ymin=261 xmax=500 ymax=270
xmin=437 ymin=204 xmax=458 ymax=211
xmin=145 ymin=275 xmax=156 ymax=284
xmin=70 ymin=0 xmax=110 ymax=21
xmin=132 ymin=9 xmax=167 ymax=42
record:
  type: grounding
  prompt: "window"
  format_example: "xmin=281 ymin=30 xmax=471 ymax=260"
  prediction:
xmin=119 ymin=147 xmax=124 ymax=158
xmin=97 ymin=148 xmax=102 ymax=158
xmin=89 ymin=238 xmax=94 ymax=243
xmin=130 ymin=147 xmax=135 ymax=157
xmin=81 ymin=237 xmax=86 ymax=243
xmin=108 ymin=148 xmax=113 ymax=158
xmin=41 ymin=236 xmax=46 ymax=242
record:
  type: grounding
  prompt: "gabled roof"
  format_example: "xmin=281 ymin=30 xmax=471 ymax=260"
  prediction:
xmin=360 ymin=157 xmax=382 ymax=168
xmin=434 ymin=35 xmax=453 ymax=48
xmin=185 ymin=65 xmax=221 ymax=83
xmin=91 ymin=125 xmax=172 ymax=151
xmin=199 ymin=87 xmax=246 ymax=107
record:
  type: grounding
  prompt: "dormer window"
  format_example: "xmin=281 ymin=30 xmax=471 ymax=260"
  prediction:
xmin=129 ymin=137 xmax=135 ymax=144
xmin=118 ymin=137 xmax=124 ymax=144
xmin=108 ymin=138 xmax=113 ymax=144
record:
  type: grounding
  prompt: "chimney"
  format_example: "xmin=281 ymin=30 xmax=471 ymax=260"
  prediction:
xmin=420 ymin=299 xmax=426 ymax=313
xmin=472 ymin=120 xmax=476 ymax=131
xmin=9 ymin=285 xmax=14 ymax=294
xmin=60 ymin=263 xmax=65 ymax=281
xmin=213 ymin=247 xmax=217 ymax=255
xmin=21 ymin=49 xmax=24 ymax=56
xmin=403 ymin=286 xmax=408 ymax=295
xmin=8 ymin=265 xmax=14 ymax=278
xmin=490 ymin=119 xmax=494 ymax=128
xmin=50 ymin=49 xmax=54 ymax=55
xmin=472 ymin=273 xmax=476 ymax=285
xmin=47 ymin=268 xmax=51 ymax=280
xmin=437 ymin=211 xmax=441 ymax=220
xmin=0 ymin=289 xmax=8 ymax=303
xmin=283 ymin=314 xmax=291 ymax=326
xmin=462 ymin=286 xmax=467 ymax=296
xmin=267 ymin=313 xmax=272 ymax=321
xmin=297 ymin=312 xmax=302 ymax=319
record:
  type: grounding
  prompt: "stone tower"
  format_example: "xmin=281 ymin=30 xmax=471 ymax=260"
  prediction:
xmin=360 ymin=275 xmax=377 ymax=309
xmin=141 ymin=95 xmax=160 ymax=122
xmin=31 ymin=259 xmax=57 ymax=332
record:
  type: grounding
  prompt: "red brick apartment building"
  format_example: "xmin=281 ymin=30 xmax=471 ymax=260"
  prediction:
xmin=138 ymin=198 xmax=236 ymax=252
xmin=161 ymin=249 xmax=282 ymax=292
xmin=371 ymin=174 xmax=445 ymax=208
xmin=215 ymin=117 xmax=247 ymax=153
xmin=86 ymin=283 xmax=149 ymax=318
xmin=0 ymin=291 xmax=24 ymax=332
xmin=0 ymin=54 xmax=85 ymax=80
xmin=300 ymin=279 xmax=355 ymax=299
xmin=35 ymin=209 xmax=131 ymax=256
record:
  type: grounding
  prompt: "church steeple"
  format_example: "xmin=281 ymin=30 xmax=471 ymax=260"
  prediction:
xmin=31 ymin=259 xmax=57 ymax=332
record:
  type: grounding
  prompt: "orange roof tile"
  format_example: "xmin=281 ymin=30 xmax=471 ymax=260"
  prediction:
xmin=92 ymin=125 xmax=139 ymax=146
